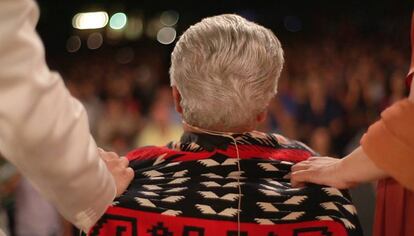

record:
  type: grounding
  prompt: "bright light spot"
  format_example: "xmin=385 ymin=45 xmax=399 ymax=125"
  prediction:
xmin=66 ymin=35 xmax=81 ymax=53
xmin=72 ymin=11 xmax=108 ymax=30
xmin=110 ymin=13 xmax=127 ymax=30
xmin=157 ymin=27 xmax=176 ymax=45
xmin=160 ymin=10 xmax=179 ymax=26
xmin=87 ymin=32 xmax=103 ymax=49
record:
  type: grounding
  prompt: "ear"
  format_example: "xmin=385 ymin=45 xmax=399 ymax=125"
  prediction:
xmin=256 ymin=110 xmax=267 ymax=123
xmin=172 ymin=86 xmax=183 ymax=114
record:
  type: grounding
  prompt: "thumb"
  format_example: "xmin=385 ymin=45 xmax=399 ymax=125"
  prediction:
xmin=97 ymin=147 xmax=105 ymax=154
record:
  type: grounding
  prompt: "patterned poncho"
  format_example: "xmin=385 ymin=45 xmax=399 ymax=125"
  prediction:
xmin=89 ymin=131 xmax=362 ymax=236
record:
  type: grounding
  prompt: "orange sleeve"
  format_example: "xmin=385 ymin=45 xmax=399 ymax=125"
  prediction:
xmin=361 ymin=99 xmax=414 ymax=191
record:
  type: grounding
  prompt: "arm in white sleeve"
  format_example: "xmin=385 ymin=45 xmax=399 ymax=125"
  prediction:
xmin=0 ymin=0 xmax=116 ymax=231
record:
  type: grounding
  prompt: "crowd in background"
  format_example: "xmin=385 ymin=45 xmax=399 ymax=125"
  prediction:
xmin=0 ymin=19 xmax=410 ymax=235
xmin=61 ymin=37 xmax=409 ymax=158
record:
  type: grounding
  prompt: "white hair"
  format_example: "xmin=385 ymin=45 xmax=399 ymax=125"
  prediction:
xmin=170 ymin=14 xmax=284 ymax=130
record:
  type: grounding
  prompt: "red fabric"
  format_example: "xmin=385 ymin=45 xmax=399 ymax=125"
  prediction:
xmin=127 ymin=145 xmax=312 ymax=163
xmin=373 ymin=179 xmax=414 ymax=236
xmin=91 ymin=207 xmax=349 ymax=236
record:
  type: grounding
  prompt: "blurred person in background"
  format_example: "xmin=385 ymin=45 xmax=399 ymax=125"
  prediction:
xmin=97 ymin=98 xmax=141 ymax=154
xmin=0 ymin=0 xmax=133 ymax=233
xmin=309 ymin=127 xmax=332 ymax=156
xmin=297 ymin=78 xmax=344 ymax=153
xmin=135 ymin=87 xmax=182 ymax=147
xmin=14 ymin=178 xmax=70 ymax=236
xmin=291 ymin=12 xmax=414 ymax=236
xmin=383 ymin=70 xmax=407 ymax=107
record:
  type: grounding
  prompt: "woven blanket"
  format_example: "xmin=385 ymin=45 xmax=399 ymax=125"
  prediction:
xmin=89 ymin=132 xmax=362 ymax=236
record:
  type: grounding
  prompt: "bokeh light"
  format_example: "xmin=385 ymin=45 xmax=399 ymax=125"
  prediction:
xmin=66 ymin=35 xmax=81 ymax=53
xmin=160 ymin=10 xmax=179 ymax=26
xmin=87 ymin=32 xmax=103 ymax=49
xmin=72 ymin=11 xmax=108 ymax=30
xmin=156 ymin=27 xmax=176 ymax=45
xmin=110 ymin=13 xmax=128 ymax=30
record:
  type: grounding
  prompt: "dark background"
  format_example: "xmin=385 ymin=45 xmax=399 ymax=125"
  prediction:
xmin=37 ymin=0 xmax=413 ymax=59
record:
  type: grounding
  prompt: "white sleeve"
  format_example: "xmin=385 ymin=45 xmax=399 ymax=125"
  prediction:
xmin=0 ymin=0 xmax=116 ymax=232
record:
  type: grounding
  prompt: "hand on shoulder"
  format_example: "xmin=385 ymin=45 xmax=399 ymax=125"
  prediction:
xmin=98 ymin=149 xmax=134 ymax=197
xmin=290 ymin=156 xmax=353 ymax=189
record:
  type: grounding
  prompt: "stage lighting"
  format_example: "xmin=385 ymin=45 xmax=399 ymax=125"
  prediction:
xmin=72 ymin=11 xmax=109 ymax=30
xmin=157 ymin=27 xmax=176 ymax=45
xmin=110 ymin=13 xmax=128 ymax=30
xmin=66 ymin=35 xmax=81 ymax=53
xmin=160 ymin=10 xmax=179 ymax=27
xmin=87 ymin=32 xmax=103 ymax=49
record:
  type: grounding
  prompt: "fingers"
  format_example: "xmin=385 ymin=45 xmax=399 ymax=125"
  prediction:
xmin=290 ymin=169 xmax=313 ymax=187
xmin=97 ymin=148 xmax=134 ymax=196
xmin=291 ymin=161 xmax=310 ymax=172
xmin=290 ymin=158 xmax=320 ymax=187
xmin=291 ymin=156 xmax=349 ymax=188
xmin=99 ymin=148 xmax=119 ymax=162
xmin=125 ymin=167 xmax=134 ymax=181
xmin=119 ymin=156 xmax=129 ymax=168
xmin=307 ymin=156 xmax=319 ymax=161
xmin=290 ymin=161 xmax=313 ymax=187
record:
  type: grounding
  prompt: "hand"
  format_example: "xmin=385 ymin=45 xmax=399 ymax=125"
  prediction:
xmin=291 ymin=147 xmax=388 ymax=189
xmin=290 ymin=156 xmax=353 ymax=189
xmin=98 ymin=148 xmax=134 ymax=197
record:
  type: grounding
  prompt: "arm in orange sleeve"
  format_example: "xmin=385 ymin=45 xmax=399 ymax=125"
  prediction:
xmin=361 ymin=99 xmax=414 ymax=191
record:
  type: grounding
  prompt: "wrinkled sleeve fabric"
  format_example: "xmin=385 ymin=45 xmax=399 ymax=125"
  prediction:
xmin=0 ymin=0 xmax=116 ymax=231
xmin=361 ymin=99 xmax=414 ymax=191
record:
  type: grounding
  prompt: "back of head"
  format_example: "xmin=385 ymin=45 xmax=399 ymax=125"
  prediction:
xmin=170 ymin=14 xmax=284 ymax=131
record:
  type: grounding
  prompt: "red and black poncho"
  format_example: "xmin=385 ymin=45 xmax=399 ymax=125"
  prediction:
xmin=90 ymin=131 xmax=362 ymax=236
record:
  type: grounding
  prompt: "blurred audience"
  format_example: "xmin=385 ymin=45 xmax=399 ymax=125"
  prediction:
xmin=135 ymin=87 xmax=182 ymax=147
xmin=60 ymin=38 xmax=408 ymax=158
xmin=14 ymin=178 xmax=67 ymax=236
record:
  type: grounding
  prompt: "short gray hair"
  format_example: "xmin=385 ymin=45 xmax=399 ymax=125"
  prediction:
xmin=170 ymin=14 xmax=284 ymax=130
